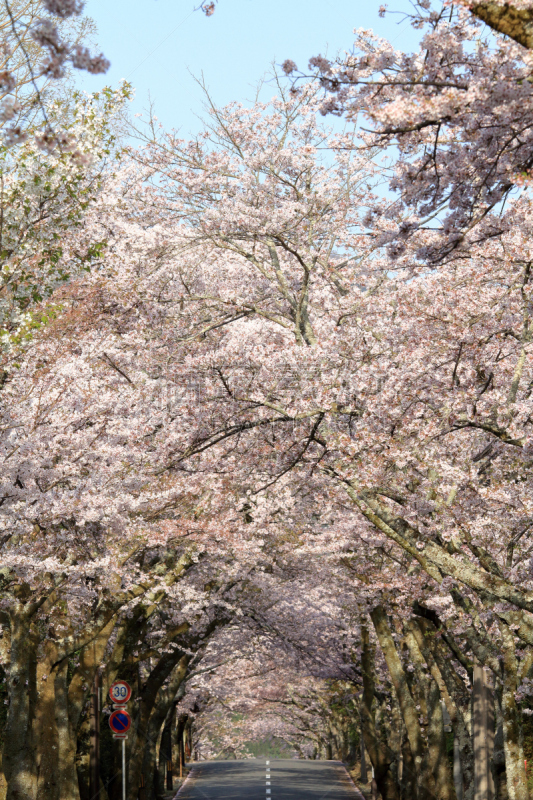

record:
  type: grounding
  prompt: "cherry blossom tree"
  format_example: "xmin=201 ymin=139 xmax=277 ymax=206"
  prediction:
xmin=3 ymin=39 xmax=533 ymax=800
xmin=123 ymin=79 xmax=533 ymax=799
xmin=0 ymin=83 xmax=129 ymax=346
xmin=0 ymin=0 xmax=110 ymax=148
xmin=283 ymin=1 xmax=533 ymax=263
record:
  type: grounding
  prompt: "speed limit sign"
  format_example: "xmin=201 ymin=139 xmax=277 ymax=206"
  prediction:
xmin=109 ymin=680 xmax=132 ymax=705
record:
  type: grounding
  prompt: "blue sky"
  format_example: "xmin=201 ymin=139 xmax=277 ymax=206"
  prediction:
xmin=77 ymin=0 xmax=421 ymax=136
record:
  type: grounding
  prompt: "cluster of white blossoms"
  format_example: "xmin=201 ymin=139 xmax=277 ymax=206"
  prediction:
xmin=1 ymin=4 xmax=533 ymax=800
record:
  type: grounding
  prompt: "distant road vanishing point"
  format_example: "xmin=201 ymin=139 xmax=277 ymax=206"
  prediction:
xmin=178 ymin=759 xmax=365 ymax=800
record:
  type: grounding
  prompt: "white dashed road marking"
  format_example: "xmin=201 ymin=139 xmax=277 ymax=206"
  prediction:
xmin=266 ymin=760 xmax=271 ymax=797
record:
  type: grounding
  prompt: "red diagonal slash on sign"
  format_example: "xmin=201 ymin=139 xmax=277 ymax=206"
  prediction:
xmin=109 ymin=709 xmax=131 ymax=734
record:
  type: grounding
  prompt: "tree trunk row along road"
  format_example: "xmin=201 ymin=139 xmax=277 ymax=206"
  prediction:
xmin=178 ymin=760 xmax=364 ymax=800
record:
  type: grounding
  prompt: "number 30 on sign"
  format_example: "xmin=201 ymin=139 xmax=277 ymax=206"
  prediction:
xmin=109 ymin=680 xmax=132 ymax=705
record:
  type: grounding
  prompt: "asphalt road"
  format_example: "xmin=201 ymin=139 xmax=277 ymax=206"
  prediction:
xmin=179 ymin=759 xmax=362 ymax=800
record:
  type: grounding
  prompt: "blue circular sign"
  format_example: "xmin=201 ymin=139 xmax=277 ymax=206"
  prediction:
xmin=109 ymin=709 xmax=131 ymax=734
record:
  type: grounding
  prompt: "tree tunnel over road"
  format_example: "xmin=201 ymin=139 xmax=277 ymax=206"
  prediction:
xmin=178 ymin=759 xmax=363 ymax=800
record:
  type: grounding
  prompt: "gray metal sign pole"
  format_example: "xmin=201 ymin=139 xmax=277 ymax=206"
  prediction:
xmin=122 ymin=739 xmax=126 ymax=800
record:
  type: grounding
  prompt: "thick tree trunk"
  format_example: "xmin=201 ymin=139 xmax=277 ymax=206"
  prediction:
xmin=404 ymin=620 xmax=456 ymax=800
xmin=145 ymin=719 xmax=163 ymax=800
xmin=3 ymin=606 xmax=38 ymax=800
xmin=173 ymin=716 xmax=187 ymax=778
xmin=76 ymin=712 xmax=92 ymax=800
xmin=69 ymin=621 xmax=115 ymax=800
xmin=472 ymin=664 xmax=495 ymax=800
xmin=360 ymin=736 xmax=368 ymax=784
xmin=361 ymin=623 xmax=400 ymax=800
xmin=491 ymin=692 xmax=506 ymax=800
xmin=371 ymin=606 xmax=438 ymax=800
xmin=426 ymin=679 xmax=456 ymax=800
xmin=400 ymin=731 xmax=418 ymax=800
xmin=410 ymin=617 xmax=474 ymax=800
xmin=0 ymin=759 xmax=7 ymax=800
xmin=34 ymin=644 xmax=61 ymax=800
xmin=498 ymin=624 xmax=528 ymax=800
xmin=158 ymin=704 xmax=176 ymax=795
xmin=128 ymin=656 xmax=188 ymax=800
xmin=0 ymin=621 xmax=11 ymax=800
xmin=54 ymin=658 xmax=81 ymax=800
xmin=33 ymin=618 xmax=114 ymax=800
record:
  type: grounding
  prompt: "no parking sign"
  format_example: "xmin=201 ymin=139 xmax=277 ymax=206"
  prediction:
xmin=106 ymin=681 xmax=132 ymax=800
xmin=109 ymin=709 xmax=131 ymax=735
